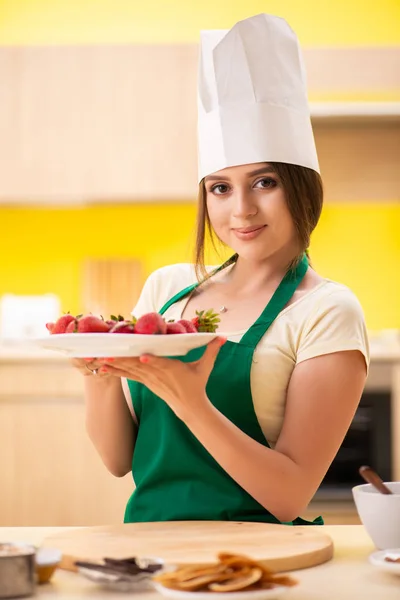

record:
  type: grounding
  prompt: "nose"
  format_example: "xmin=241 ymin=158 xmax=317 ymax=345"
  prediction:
xmin=232 ymin=189 xmax=258 ymax=219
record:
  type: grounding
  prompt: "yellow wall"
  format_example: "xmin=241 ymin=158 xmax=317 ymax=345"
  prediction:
xmin=1 ymin=203 xmax=399 ymax=330
xmin=0 ymin=1 xmax=399 ymax=330
xmin=1 ymin=0 xmax=399 ymax=45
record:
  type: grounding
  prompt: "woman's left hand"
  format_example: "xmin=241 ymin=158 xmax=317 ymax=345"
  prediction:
xmin=98 ymin=337 xmax=226 ymax=420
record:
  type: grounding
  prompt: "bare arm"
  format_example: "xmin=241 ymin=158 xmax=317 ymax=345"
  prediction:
xmin=84 ymin=375 xmax=136 ymax=477
xmin=182 ymin=350 xmax=367 ymax=522
xmin=72 ymin=359 xmax=136 ymax=477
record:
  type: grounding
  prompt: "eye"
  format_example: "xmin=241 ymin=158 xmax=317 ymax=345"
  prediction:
xmin=255 ymin=177 xmax=277 ymax=189
xmin=209 ymin=183 xmax=230 ymax=195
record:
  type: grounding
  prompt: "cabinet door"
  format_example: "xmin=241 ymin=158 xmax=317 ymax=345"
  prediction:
xmin=0 ymin=363 xmax=133 ymax=526
xmin=0 ymin=46 xmax=198 ymax=202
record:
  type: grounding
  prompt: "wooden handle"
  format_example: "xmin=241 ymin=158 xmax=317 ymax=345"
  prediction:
xmin=359 ymin=466 xmax=392 ymax=495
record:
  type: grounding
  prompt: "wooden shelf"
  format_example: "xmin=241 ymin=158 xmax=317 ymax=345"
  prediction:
xmin=310 ymin=102 xmax=400 ymax=120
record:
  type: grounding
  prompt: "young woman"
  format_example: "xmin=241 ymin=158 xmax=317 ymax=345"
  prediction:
xmin=72 ymin=14 xmax=369 ymax=525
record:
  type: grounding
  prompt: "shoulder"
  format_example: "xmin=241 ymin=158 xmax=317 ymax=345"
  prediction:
xmin=132 ymin=263 xmax=217 ymax=316
xmin=296 ymin=279 xmax=370 ymax=371
xmin=305 ymin=279 xmax=366 ymax=322
xmin=147 ymin=263 xmax=198 ymax=285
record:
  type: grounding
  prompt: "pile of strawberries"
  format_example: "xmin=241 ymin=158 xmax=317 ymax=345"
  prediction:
xmin=46 ymin=310 xmax=220 ymax=335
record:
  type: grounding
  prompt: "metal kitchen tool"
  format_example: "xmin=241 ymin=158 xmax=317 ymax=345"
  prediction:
xmin=0 ymin=543 xmax=36 ymax=599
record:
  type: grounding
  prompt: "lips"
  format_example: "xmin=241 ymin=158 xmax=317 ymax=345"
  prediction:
xmin=233 ymin=225 xmax=266 ymax=233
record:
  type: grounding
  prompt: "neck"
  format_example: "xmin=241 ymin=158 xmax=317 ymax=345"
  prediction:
xmin=223 ymin=246 xmax=300 ymax=295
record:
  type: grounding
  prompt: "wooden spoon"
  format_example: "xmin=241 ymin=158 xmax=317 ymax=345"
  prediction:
xmin=359 ymin=465 xmax=393 ymax=495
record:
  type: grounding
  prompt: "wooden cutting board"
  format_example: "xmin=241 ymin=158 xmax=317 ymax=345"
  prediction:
xmin=42 ymin=521 xmax=333 ymax=573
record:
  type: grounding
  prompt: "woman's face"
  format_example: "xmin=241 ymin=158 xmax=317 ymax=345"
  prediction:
xmin=204 ymin=163 xmax=298 ymax=262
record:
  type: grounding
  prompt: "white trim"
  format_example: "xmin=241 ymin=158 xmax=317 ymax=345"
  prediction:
xmin=121 ymin=377 xmax=138 ymax=425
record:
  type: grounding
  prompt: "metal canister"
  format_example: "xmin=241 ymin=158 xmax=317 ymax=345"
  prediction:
xmin=0 ymin=543 xmax=36 ymax=599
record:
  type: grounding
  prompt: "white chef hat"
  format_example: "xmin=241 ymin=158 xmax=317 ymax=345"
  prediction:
xmin=197 ymin=13 xmax=320 ymax=183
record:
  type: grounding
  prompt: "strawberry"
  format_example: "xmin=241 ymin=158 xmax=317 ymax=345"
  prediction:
xmin=77 ymin=314 xmax=111 ymax=333
xmin=177 ymin=319 xmax=197 ymax=333
xmin=109 ymin=319 xmax=137 ymax=334
xmin=52 ymin=313 xmax=76 ymax=334
xmin=166 ymin=322 xmax=186 ymax=334
xmin=134 ymin=312 xmax=167 ymax=335
xmin=106 ymin=314 xmax=125 ymax=328
xmin=191 ymin=309 xmax=220 ymax=333
xmin=46 ymin=322 xmax=55 ymax=333
xmin=65 ymin=319 xmax=78 ymax=333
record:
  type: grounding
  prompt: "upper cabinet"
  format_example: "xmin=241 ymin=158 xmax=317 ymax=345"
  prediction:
xmin=0 ymin=46 xmax=199 ymax=202
xmin=0 ymin=45 xmax=399 ymax=203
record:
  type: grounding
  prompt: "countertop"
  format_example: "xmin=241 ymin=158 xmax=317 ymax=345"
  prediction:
xmin=1 ymin=525 xmax=399 ymax=599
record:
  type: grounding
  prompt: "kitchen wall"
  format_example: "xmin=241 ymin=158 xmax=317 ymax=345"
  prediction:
xmin=0 ymin=0 xmax=399 ymax=331
xmin=0 ymin=204 xmax=399 ymax=330
xmin=1 ymin=0 xmax=399 ymax=46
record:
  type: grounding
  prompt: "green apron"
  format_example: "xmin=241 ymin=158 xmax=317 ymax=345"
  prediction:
xmin=125 ymin=254 xmax=323 ymax=525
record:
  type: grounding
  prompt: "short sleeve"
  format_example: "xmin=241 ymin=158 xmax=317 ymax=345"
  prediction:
xmin=130 ymin=270 xmax=159 ymax=317
xmin=130 ymin=263 xmax=197 ymax=318
xmin=296 ymin=288 xmax=370 ymax=374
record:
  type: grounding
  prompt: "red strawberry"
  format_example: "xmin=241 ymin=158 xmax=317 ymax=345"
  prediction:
xmin=77 ymin=315 xmax=111 ymax=333
xmin=65 ymin=319 xmax=78 ymax=333
xmin=134 ymin=312 xmax=167 ymax=335
xmin=46 ymin=322 xmax=55 ymax=333
xmin=109 ymin=320 xmax=136 ymax=334
xmin=52 ymin=314 xmax=76 ymax=334
xmin=177 ymin=319 xmax=197 ymax=333
xmin=166 ymin=322 xmax=186 ymax=334
xmin=106 ymin=314 xmax=125 ymax=327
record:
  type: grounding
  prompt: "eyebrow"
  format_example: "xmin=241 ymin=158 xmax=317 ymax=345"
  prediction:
xmin=204 ymin=166 xmax=276 ymax=183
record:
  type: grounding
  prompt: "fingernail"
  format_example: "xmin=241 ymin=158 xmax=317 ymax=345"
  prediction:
xmin=219 ymin=337 xmax=227 ymax=346
xmin=84 ymin=358 xmax=94 ymax=362
xmin=105 ymin=357 xmax=115 ymax=362
xmin=100 ymin=366 xmax=108 ymax=373
xmin=140 ymin=356 xmax=150 ymax=364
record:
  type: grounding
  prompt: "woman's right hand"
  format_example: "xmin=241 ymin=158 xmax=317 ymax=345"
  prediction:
xmin=70 ymin=358 xmax=111 ymax=378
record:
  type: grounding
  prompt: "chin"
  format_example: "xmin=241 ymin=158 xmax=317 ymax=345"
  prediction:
xmin=229 ymin=243 xmax=273 ymax=262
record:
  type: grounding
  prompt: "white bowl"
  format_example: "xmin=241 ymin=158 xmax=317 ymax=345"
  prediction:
xmin=352 ymin=482 xmax=400 ymax=549
xmin=369 ymin=548 xmax=400 ymax=576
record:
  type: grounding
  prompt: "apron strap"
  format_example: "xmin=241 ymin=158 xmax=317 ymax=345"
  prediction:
xmin=158 ymin=253 xmax=308 ymax=349
xmin=240 ymin=254 xmax=309 ymax=348
xmin=159 ymin=283 xmax=197 ymax=316
xmin=158 ymin=255 xmax=237 ymax=316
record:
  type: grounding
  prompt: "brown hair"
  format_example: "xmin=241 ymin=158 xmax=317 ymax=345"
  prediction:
xmin=194 ymin=162 xmax=323 ymax=281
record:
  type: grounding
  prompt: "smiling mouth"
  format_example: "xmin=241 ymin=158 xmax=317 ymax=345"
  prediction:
xmin=233 ymin=225 xmax=266 ymax=233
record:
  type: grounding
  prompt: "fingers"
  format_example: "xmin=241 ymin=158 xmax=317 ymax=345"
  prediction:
xmin=99 ymin=364 xmax=145 ymax=383
xmin=70 ymin=357 xmax=107 ymax=377
xmin=201 ymin=337 xmax=227 ymax=372
xmin=132 ymin=337 xmax=226 ymax=371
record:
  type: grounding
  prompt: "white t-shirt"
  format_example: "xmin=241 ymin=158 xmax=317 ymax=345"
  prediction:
xmin=124 ymin=263 xmax=370 ymax=448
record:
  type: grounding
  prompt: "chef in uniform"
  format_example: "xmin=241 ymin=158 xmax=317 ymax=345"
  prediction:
xmin=93 ymin=14 xmax=369 ymax=524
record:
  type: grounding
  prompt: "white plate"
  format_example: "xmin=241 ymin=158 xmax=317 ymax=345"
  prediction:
xmin=153 ymin=582 xmax=290 ymax=600
xmin=369 ymin=549 xmax=400 ymax=576
xmin=32 ymin=332 xmax=218 ymax=358
xmin=77 ymin=557 xmax=165 ymax=592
